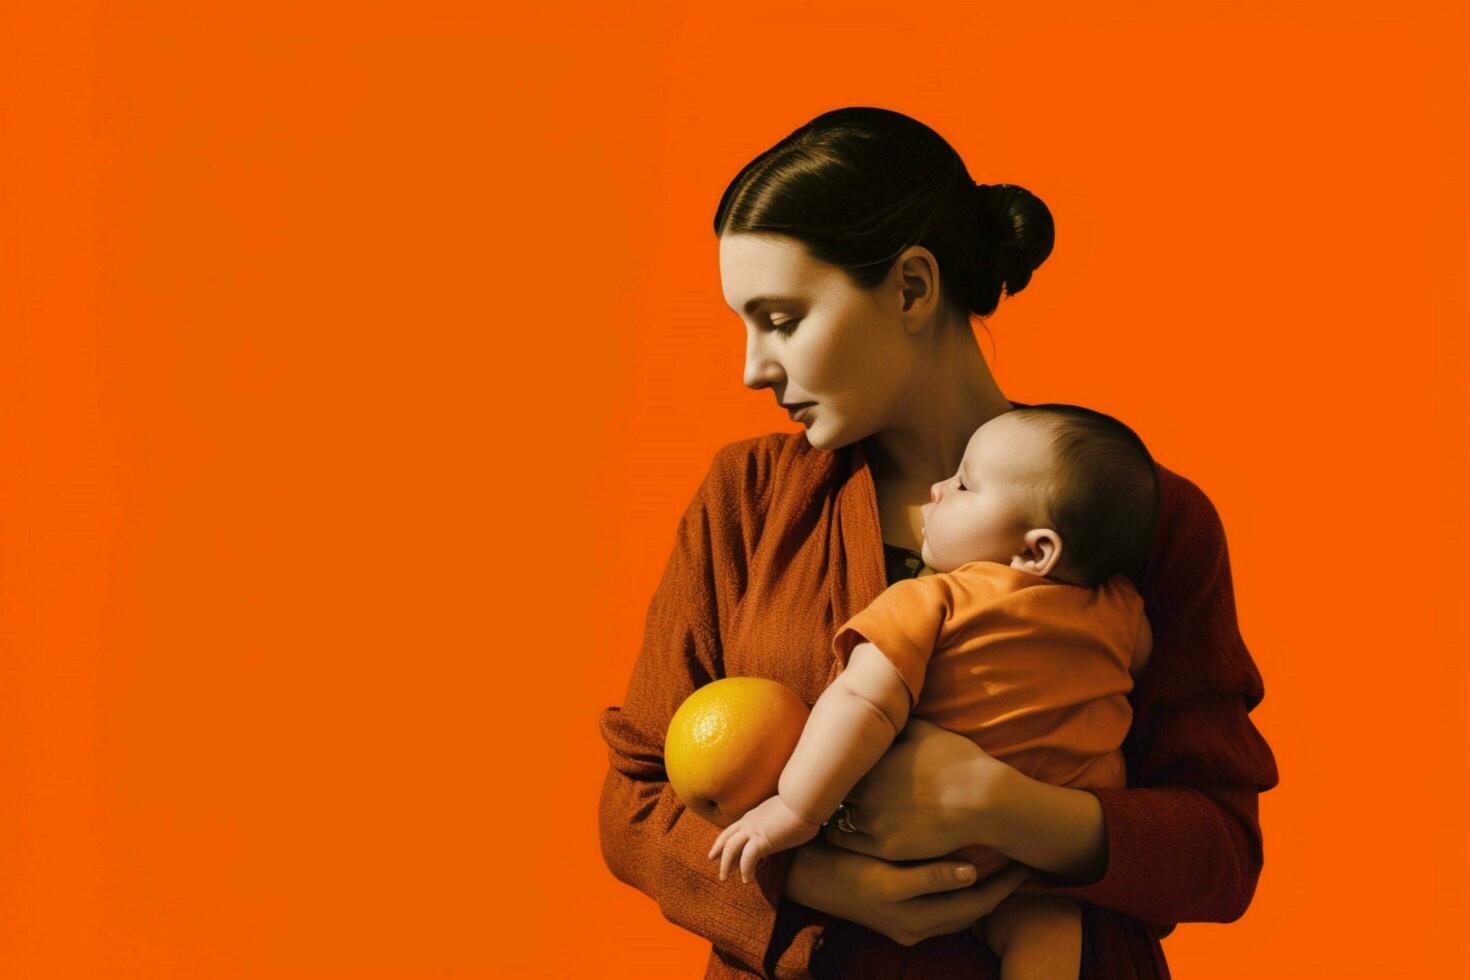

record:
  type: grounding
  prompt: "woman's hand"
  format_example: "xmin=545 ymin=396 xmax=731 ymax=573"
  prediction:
xmin=782 ymin=837 xmax=1029 ymax=948
xmin=821 ymin=717 xmax=1015 ymax=861
xmin=825 ymin=717 xmax=1110 ymax=881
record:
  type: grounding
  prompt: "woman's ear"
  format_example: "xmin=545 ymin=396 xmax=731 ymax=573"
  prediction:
xmin=1010 ymin=528 xmax=1062 ymax=577
xmin=894 ymin=246 xmax=941 ymax=332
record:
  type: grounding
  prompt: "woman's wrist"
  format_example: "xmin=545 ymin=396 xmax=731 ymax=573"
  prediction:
xmin=956 ymin=754 xmax=1035 ymax=848
xmin=973 ymin=762 xmax=1108 ymax=882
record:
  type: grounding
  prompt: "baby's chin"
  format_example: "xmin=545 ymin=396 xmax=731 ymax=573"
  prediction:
xmin=921 ymin=541 xmax=988 ymax=574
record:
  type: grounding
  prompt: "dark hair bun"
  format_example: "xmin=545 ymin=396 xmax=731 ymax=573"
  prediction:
xmin=716 ymin=107 xmax=1056 ymax=321
xmin=970 ymin=183 xmax=1055 ymax=316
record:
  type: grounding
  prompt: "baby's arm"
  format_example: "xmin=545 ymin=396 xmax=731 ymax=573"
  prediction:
xmin=778 ymin=640 xmax=913 ymax=823
xmin=707 ymin=641 xmax=913 ymax=882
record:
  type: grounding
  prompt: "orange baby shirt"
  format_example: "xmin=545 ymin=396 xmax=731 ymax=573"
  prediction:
xmin=831 ymin=560 xmax=1145 ymax=790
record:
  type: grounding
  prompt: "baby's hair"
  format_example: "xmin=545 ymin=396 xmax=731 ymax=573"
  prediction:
xmin=1009 ymin=405 xmax=1159 ymax=589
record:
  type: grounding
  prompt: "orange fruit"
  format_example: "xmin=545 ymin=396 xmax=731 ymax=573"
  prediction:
xmin=664 ymin=677 xmax=810 ymax=828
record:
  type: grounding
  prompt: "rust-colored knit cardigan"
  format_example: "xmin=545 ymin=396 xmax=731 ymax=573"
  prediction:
xmin=598 ymin=417 xmax=1279 ymax=979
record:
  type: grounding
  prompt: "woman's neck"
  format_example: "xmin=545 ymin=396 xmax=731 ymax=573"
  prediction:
xmin=863 ymin=326 xmax=1013 ymax=494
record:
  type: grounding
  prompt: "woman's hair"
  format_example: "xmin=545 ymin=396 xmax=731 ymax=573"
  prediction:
xmin=713 ymin=106 xmax=1054 ymax=320
xmin=1009 ymin=405 xmax=1160 ymax=589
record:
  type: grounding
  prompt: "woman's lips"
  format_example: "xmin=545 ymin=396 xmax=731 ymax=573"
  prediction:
xmin=787 ymin=403 xmax=814 ymax=422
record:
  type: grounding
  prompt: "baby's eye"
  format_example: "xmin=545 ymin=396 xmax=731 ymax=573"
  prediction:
xmin=956 ymin=479 xmax=966 ymax=491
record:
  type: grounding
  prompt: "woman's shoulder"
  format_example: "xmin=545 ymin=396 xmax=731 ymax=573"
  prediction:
xmin=1151 ymin=461 xmax=1228 ymax=550
xmin=1140 ymin=459 xmax=1266 ymax=704
xmin=1141 ymin=460 xmax=1241 ymax=628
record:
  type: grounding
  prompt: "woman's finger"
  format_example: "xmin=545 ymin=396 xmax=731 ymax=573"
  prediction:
xmin=902 ymin=863 xmax=1030 ymax=934
xmin=883 ymin=857 xmax=987 ymax=902
xmin=822 ymin=821 xmax=881 ymax=855
xmin=819 ymin=803 xmax=881 ymax=855
xmin=966 ymin=862 xmax=1029 ymax=911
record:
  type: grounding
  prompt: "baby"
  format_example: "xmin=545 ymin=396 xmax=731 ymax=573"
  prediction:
xmin=706 ymin=404 xmax=1158 ymax=979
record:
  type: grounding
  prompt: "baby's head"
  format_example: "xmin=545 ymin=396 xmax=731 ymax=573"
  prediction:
xmin=919 ymin=405 xmax=1159 ymax=589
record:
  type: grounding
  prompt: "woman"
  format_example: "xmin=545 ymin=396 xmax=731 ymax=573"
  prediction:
xmin=597 ymin=106 xmax=1279 ymax=978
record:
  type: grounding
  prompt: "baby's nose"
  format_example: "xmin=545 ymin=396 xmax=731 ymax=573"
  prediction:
xmin=930 ymin=482 xmax=943 ymax=503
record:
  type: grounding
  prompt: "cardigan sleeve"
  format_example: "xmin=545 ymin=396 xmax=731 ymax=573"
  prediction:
xmin=1019 ymin=472 xmax=1280 ymax=929
xmin=596 ymin=441 xmax=826 ymax=980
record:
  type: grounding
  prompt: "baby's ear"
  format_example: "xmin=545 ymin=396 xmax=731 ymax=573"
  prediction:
xmin=1013 ymin=527 xmax=1063 ymax=575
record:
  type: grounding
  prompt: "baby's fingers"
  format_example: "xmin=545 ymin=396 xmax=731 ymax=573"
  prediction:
xmin=707 ymin=823 xmax=735 ymax=860
xmin=719 ymin=834 xmax=747 ymax=882
xmin=739 ymin=838 xmax=768 ymax=884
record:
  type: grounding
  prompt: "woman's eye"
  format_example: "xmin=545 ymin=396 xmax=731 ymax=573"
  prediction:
xmin=770 ymin=317 xmax=800 ymax=335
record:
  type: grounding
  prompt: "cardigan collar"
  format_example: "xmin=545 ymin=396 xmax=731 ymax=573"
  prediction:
xmin=832 ymin=436 xmax=891 ymax=643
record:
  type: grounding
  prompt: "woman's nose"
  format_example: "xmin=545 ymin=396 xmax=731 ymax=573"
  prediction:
xmin=743 ymin=331 xmax=782 ymax=389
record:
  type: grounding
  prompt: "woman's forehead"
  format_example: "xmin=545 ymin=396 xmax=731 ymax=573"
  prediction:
xmin=719 ymin=233 xmax=825 ymax=310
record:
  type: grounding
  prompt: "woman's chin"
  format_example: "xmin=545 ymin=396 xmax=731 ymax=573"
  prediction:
xmin=800 ymin=421 xmax=837 ymax=451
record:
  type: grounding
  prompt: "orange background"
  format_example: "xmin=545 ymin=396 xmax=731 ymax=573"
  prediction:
xmin=3 ymin=1 xmax=1466 ymax=977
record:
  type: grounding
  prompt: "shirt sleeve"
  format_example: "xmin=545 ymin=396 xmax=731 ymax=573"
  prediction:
xmin=831 ymin=575 xmax=955 ymax=706
xmin=1020 ymin=472 xmax=1281 ymax=930
xmin=596 ymin=441 xmax=827 ymax=980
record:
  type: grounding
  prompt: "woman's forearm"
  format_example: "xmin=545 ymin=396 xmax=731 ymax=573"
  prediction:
xmin=975 ymin=764 xmax=1108 ymax=882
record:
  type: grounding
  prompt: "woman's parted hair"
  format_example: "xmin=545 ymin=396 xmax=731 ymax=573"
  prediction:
xmin=1011 ymin=404 xmax=1160 ymax=590
xmin=712 ymin=106 xmax=1055 ymax=319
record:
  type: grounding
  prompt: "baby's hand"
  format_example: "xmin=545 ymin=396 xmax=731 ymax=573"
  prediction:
xmin=706 ymin=795 xmax=823 ymax=883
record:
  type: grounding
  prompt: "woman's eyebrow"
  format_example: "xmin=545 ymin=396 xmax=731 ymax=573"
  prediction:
xmin=739 ymin=294 xmax=801 ymax=314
